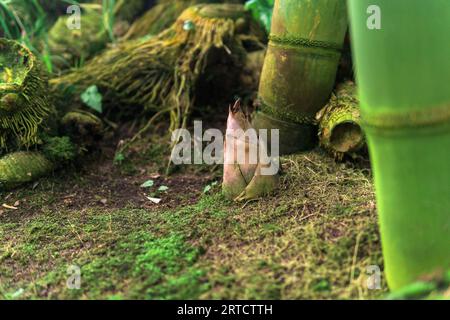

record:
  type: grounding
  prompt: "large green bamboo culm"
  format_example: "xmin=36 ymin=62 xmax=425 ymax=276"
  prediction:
xmin=253 ymin=0 xmax=348 ymax=154
xmin=348 ymin=0 xmax=450 ymax=290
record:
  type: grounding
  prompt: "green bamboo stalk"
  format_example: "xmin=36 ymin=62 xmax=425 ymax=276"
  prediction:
xmin=348 ymin=0 xmax=450 ymax=290
xmin=253 ymin=0 xmax=348 ymax=154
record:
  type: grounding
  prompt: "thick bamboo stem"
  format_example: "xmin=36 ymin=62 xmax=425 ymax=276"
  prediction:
xmin=348 ymin=0 xmax=450 ymax=290
xmin=253 ymin=0 xmax=348 ymax=154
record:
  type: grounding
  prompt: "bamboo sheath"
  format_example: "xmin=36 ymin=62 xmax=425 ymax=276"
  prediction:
xmin=348 ymin=0 xmax=450 ymax=290
xmin=253 ymin=0 xmax=348 ymax=154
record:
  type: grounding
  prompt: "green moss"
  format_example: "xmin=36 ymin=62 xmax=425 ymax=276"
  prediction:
xmin=115 ymin=0 xmax=150 ymax=22
xmin=60 ymin=111 xmax=103 ymax=148
xmin=52 ymin=3 xmax=264 ymax=133
xmin=123 ymin=0 xmax=248 ymax=40
xmin=48 ymin=7 xmax=108 ymax=70
xmin=0 ymin=150 xmax=387 ymax=300
xmin=42 ymin=136 xmax=77 ymax=164
xmin=0 ymin=39 xmax=53 ymax=152
xmin=0 ymin=152 xmax=54 ymax=190
xmin=132 ymin=233 xmax=208 ymax=299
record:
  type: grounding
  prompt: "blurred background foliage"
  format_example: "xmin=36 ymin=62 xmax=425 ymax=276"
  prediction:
xmin=0 ymin=0 xmax=274 ymax=73
xmin=245 ymin=0 xmax=274 ymax=33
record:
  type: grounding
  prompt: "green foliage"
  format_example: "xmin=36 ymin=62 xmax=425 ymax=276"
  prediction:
xmin=3 ymin=288 xmax=24 ymax=300
xmin=140 ymin=180 xmax=155 ymax=188
xmin=386 ymin=270 xmax=450 ymax=300
xmin=102 ymin=0 xmax=116 ymax=42
xmin=113 ymin=152 xmax=125 ymax=164
xmin=41 ymin=136 xmax=77 ymax=164
xmin=81 ymin=85 xmax=103 ymax=113
xmin=0 ymin=0 xmax=46 ymax=40
xmin=387 ymin=282 xmax=437 ymax=300
xmin=0 ymin=0 xmax=52 ymax=72
xmin=203 ymin=181 xmax=218 ymax=194
xmin=0 ymin=0 xmax=119 ymax=72
xmin=142 ymin=183 xmax=170 ymax=199
xmin=245 ymin=0 xmax=274 ymax=33
xmin=158 ymin=185 xmax=169 ymax=192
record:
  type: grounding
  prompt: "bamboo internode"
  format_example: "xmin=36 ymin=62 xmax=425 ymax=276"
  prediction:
xmin=349 ymin=0 xmax=450 ymax=290
xmin=253 ymin=0 xmax=348 ymax=154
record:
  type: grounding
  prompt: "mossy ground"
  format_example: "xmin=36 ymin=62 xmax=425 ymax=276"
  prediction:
xmin=0 ymin=130 xmax=387 ymax=299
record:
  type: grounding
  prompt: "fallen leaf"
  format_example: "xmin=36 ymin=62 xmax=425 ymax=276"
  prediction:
xmin=14 ymin=200 xmax=20 ymax=207
xmin=2 ymin=204 xmax=18 ymax=210
xmin=146 ymin=197 xmax=161 ymax=204
xmin=100 ymin=199 xmax=108 ymax=205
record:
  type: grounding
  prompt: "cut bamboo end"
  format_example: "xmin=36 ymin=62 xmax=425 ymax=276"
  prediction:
xmin=317 ymin=81 xmax=365 ymax=159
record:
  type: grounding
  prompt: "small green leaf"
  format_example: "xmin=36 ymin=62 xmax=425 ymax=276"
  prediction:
xmin=387 ymin=281 xmax=437 ymax=300
xmin=8 ymin=288 xmax=24 ymax=299
xmin=81 ymin=85 xmax=103 ymax=113
xmin=141 ymin=180 xmax=155 ymax=188
xmin=158 ymin=186 xmax=169 ymax=192
xmin=183 ymin=20 xmax=195 ymax=31
xmin=114 ymin=152 xmax=125 ymax=164
xmin=203 ymin=181 xmax=218 ymax=194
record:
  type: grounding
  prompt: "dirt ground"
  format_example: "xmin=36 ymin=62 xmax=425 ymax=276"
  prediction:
xmin=0 ymin=124 xmax=388 ymax=299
